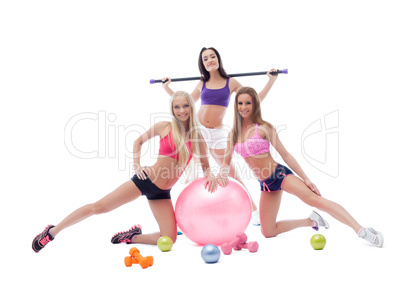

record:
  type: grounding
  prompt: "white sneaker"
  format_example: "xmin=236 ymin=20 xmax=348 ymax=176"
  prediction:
xmin=358 ymin=227 xmax=384 ymax=248
xmin=252 ymin=210 xmax=261 ymax=226
xmin=309 ymin=211 xmax=330 ymax=231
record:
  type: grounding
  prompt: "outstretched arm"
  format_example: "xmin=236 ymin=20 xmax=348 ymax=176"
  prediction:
xmin=267 ymin=125 xmax=321 ymax=195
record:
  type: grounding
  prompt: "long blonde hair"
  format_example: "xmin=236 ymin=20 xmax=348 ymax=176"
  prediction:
xmin=230 ymin=86 xmax=273 ymax=148
xmin=170 ymin=91 xmax=200 ymax=167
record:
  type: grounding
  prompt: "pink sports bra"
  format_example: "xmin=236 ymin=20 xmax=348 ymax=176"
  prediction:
xmin=234 ymin=123 xmax=270 ymax=158
xmin=159 ymin=128 xmax=192 ymax=164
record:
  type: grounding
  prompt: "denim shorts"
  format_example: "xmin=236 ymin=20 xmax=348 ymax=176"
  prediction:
xmin=259 ymin=164 xmax=293 ymax=192
xmin=131 ymin=173 xmax=171 ymax=200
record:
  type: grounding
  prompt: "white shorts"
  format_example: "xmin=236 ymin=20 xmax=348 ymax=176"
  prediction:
xmin=199 ymin=125 xmax=228 ymax=150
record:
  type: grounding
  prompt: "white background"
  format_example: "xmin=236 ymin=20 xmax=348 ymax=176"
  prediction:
xmin=1 ymin=1 xmax=401 ymax=287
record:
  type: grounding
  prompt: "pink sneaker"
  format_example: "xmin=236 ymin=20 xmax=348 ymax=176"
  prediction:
xmin=111 ymin=225 xmax=142 ymax=244
xmin=32 ymin=225 xmax=55 ymax=253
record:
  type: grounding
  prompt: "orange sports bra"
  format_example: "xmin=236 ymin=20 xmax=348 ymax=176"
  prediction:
xmin=158 ymin=127 xmax=192 ymax=164
xmin=234 ymin=123 xmax=270 ymax=158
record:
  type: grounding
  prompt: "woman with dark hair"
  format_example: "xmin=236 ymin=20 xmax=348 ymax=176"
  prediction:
xmin=162 ymin=47 xmax=279 ymax=225
xmin=217 ymin=86 xmax=383 ymax=247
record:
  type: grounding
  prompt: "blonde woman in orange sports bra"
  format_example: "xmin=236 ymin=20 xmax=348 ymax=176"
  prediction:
xmin=32 ymin=91 xmax=217 ymax=253
xmin=217 ymin=87 xmax=383 ymax=247
xmin=162 ymin=47 xmax=279 ymax=226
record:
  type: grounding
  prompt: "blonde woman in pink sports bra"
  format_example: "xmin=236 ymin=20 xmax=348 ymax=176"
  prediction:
xmin=162 ymin=47 xmax=279 ymax=225
xmin=32 ymin=91 xmax=217 ymax=253
xmin=217 ymin=86 xmax=383 ymax=247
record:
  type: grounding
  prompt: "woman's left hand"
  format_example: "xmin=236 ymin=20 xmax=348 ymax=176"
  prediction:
xmin=267 ymin=68 xmax=279 ymax=80
xmin=216 ymin=169 xmax=229 ymax=187
xmin=305 ymin=179 xmax=321 ymax=196
xmin=204 ymin=175 xmax=218 ymax=193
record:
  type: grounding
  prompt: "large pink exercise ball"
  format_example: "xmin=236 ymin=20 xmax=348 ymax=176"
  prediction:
xmin=175 ymin=177 xmax=251 ymax=246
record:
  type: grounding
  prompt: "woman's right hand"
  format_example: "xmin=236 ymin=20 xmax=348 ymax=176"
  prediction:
xmin=161 ymin=77 xmax=171 ymax=88
xmin=161 ymin=77 xmax=176 ymax=96
xmin=135 ymin=166 xmax=149 ymax=180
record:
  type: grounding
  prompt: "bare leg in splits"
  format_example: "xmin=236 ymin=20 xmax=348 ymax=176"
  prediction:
xmin=260 ymin=175 xmax=362 ymax=238
xmin=50 ymin=181 xmax=177 ymax=244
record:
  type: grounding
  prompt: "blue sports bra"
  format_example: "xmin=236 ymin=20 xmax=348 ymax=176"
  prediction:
xmin=200 ymin=78 xmax=231 ymax=108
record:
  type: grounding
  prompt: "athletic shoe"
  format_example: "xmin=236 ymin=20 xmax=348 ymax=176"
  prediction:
xmin=309 ymin=211 xmax=330 ymax=231
xmin=32 ymin=225 xmax=55 ymax=253
xmin=111 ymin=224 xmax=142 ymax=244
xmin=358 ymin=227 xmax=384 ymax=248
xmin=252 ymin=210 xmax=261 ymax=226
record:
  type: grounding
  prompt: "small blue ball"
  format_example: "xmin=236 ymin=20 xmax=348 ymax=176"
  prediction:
xmin=201 ymin=244 xmax=221 ymax=264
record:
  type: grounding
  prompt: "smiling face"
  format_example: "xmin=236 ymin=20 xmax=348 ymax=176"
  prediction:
xmin=172 ymin=96 xmax=191 ymax=123
xmin=201 ymin=49 xmax=219 ymax=72
xmin=237 ymin=93 xmax=253 ymax=119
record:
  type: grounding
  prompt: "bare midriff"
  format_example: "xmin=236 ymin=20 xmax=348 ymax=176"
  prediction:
xmin=243 ymin=152 xmax=279 ymax=181
xmin=145 ymin=157 xmax=184 ymax=189
xmin=198 ymin=105 xmax=227 ymax=128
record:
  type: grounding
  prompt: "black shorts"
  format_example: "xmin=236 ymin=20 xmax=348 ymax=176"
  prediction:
xmin=259 ymin=164 xmax=294 ymax=192
xmin=131 ymin=174 xmax=171 ymax=200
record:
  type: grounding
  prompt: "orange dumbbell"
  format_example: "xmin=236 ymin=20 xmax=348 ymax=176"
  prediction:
xmin=124 ymin=256 xmax=139 ymax=267
xmin=128 ymin=247 xmax=154 ymax=269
